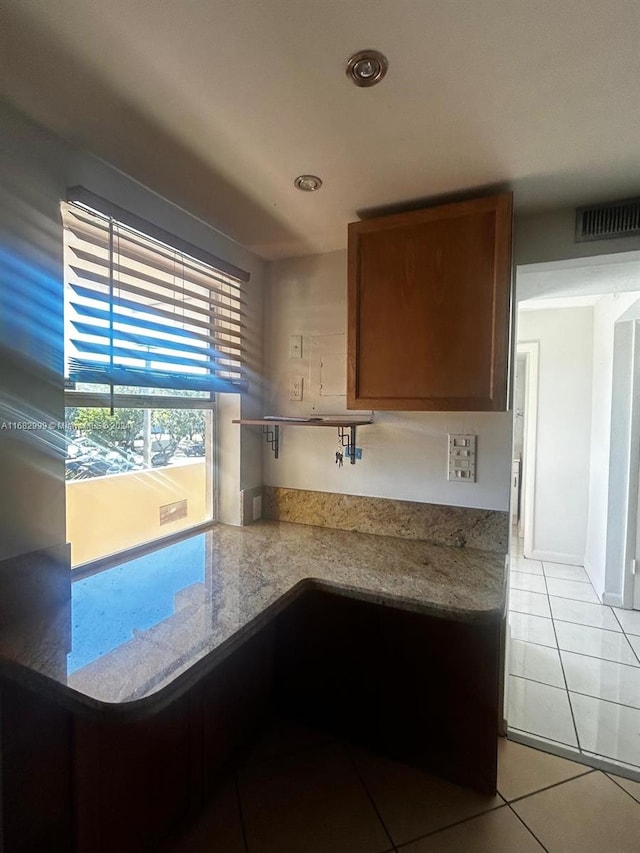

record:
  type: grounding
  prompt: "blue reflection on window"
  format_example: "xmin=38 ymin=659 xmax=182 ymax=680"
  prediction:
xmin=68 ymin=534 xmax=206 ymax=673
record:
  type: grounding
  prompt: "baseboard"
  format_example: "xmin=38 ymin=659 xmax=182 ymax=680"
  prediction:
xmin=583 ymin=558 xmax=605 ymax=601
xmin=530 ymin=549 xmax=583 ymax=566
xmin=602 ymin=592 xmax=624 ymax=607
xmin=507 ymin=729 xmax=640 ymax=784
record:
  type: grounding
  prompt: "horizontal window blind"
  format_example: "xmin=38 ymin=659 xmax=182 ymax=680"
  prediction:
xmin=62 ymin=197 xmax=248 ymax=394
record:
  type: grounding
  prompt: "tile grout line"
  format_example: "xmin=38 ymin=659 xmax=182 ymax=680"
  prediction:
xmin=506 ymin=672 xmax=566 ymax=696
xmin=511 ymin=586 xmax=552 ymax=596
xmin=507 ymin=632 xmax=557 ymax=651
xmin=510 ymin=606 xmax=553 ymax=619
xmin=510 ymin=671 xmax=640 ymax=718
xmin=541 ymin=564 xmax=583 ymax=753
xmin=566 ymin=686 xmax=640 ymax=715
xmin=509 ymin=726 xmax=640 ymax=779
xmin=545 ymin=614 xmax=626 ymax=634
xmin=508 ymin=557 xmax=640 ymax=772
xmin=507 ymin=608 xmax=631 ymax=637
xmin=611 ymin=608 xmax=640 ymax=666
xmin=546 ymin=592 xmax=601 ymax=604
xmin=509 ymin=556 xmax=640 ymax=783
xmin=512 ymin=570 xmax=592 ymax=585
xmin=557 ymin=646 xmax=640 ymax=670
xmin=512 ymin=561 xmax=640 ymax=777
xmin=509 ymin=609 xmax=554 ymax=621
xmin=541 ymin=559 xmax=594 ymax=584
xmin=554 ymin=622 xmax=625 ymax=634
xmin=328 ymin=740 xmax=545 ymax=853
xmin=510 ymin=601 xmax=599 ymax=622
xmin=508 ymin=608 xmax=640 ymax=644
xmin=343 ymin=745 xmax=398 ymax=852
xmin=554 ymin=610 xmax=624 ymax=631
xmin=506 ymin=802 xmax=552 ymax=853
xmin=503 ymin=768 xmax=597 ymax=806
xmin=605 ymin=772 xmax=640 ymax=805
xmin=544 ymin=578 xmax=592 ymax=584
xmin=510 ymin=621 xmax=640 ymax=668
xmin=392 ymin=802 xmax=508 ymax=850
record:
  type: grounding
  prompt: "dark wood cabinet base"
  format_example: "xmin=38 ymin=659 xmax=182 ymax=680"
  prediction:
xmin=276 ymin=589 xmax=500 ymax=795
xmin=0 ymin=590 xmax=501 ymax=851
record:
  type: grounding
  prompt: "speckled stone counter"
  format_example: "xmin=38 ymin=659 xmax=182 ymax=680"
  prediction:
xmin=1 ymin=520 xmax=506 ymax=711
xmin=1 ymin=521 xmax=508 ymax=850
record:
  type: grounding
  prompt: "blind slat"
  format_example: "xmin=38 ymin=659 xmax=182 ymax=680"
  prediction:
xmin=69 ymin=266 xmax=244 ymax=331
xmin=70 ymin=322 xmax=243 ymax=368
xmin=69 ymin=283 xmax=244 ymax=343
xmin=66 ymin=214 xmax=245 ymax=298
xmin=70 ymin=339 xmax=243 ymax=375
xmin=66 ymin=186 xmax=250 ymax=283
xmin=69 ymin=231 xmax=244 ymax=305
xmin=69 ymin=246 xmax=246 ymax=316
xmin=69 ymin=301 xmax=243 ymax=354
xmin=63 ymin=199 xmax=247 ymax=393
xmin=68 ymin=360 xmax=247 ymax=393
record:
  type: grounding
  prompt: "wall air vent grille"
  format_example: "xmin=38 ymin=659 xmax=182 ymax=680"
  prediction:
xmin=576 ymin=198 xmax=640 ymax=242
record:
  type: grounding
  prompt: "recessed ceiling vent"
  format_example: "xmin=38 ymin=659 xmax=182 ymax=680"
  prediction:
xmin=576 ymin=198 xmax=640 ymax=242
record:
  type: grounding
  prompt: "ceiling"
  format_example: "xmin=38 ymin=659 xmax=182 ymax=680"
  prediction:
xmin=519 ymin=294 xmax=604 ymax=312
xmin=1 ymin=0 xmax=639 ymax=259
xmin=518 ymin=252 xmax=640 ymax=301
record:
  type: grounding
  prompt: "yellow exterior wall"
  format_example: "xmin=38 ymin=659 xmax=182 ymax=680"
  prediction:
xmin=66 ymin=460 xmax=209 ymax=566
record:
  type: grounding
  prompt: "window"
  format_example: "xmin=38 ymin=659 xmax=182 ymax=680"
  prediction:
xmin=61 ymin=188 xmax=249 ymax=567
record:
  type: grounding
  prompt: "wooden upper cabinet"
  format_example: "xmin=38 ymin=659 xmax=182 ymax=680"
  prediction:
xmin=347 ymin=193 xmax=513 ymax=411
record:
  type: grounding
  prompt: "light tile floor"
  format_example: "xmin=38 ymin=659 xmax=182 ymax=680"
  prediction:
xmin=164 ymin=719 xmax=640 ymax=852
xmin=507 ymin=537 xmax=640 ymax=778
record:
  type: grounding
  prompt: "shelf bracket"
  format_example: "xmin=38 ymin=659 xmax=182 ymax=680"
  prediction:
xmin=338 ymin=425 xmax=357 ymax=464
xmin=262 ymin=424 xmax=279 ymax=459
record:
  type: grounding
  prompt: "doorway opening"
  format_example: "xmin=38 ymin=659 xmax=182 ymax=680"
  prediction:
xmin=505 ymin=251 xmax=640 ymax=778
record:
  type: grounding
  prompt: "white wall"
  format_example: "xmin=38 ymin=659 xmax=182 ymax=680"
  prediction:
xmin=584 ymin=293 xmax=640 ymax=596
xmin=7 ymin=99 xmax=640 ymax=552
xmin=265 ymin=251 xmax=513 ymax=511
xmin=604 ymin=303 xmax=640 ymax=607
xmin=263 ymin=208 xmax=640 ymax=515
xmin=0 ymin=101 xmax=265 ymax=560
xmin=518 ymin=307 xmax=594 ymax=563
xmin=515 ymin=208 xmax=640 ymax=267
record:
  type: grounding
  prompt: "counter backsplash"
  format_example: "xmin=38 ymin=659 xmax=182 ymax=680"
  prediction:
xmin=263 ymin=487 xmax=508 ymax=554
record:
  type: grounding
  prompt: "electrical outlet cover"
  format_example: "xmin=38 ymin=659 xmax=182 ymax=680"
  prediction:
xmin=289 ymin=376 xmax=303 ymax=401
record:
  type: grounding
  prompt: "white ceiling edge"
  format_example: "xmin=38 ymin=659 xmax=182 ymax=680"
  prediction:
xmin=517 ymin=250 xmax=640 ymax=277
xmin=516 ymin=251 xmax=640 ymax=303
xmin=519 ymin=294 xmax=604 ymax=312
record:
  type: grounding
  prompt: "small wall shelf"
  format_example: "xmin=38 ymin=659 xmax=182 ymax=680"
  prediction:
xmin=232 ymin=418 xmax=373 ymax=464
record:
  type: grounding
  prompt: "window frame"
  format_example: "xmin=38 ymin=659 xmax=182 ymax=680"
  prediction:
xmin=62 ymin=187 xmax=249 ymax=398
xmin=60 ymin=188 xmax=248 ymax=567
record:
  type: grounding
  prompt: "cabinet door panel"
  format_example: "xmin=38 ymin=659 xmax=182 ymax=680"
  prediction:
xmin=348 ymin=193 xmax=512 ymax=411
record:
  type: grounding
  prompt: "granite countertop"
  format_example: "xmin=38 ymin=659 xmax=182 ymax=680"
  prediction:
xmin=0 ymin=520 xmax=507 ymax=716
